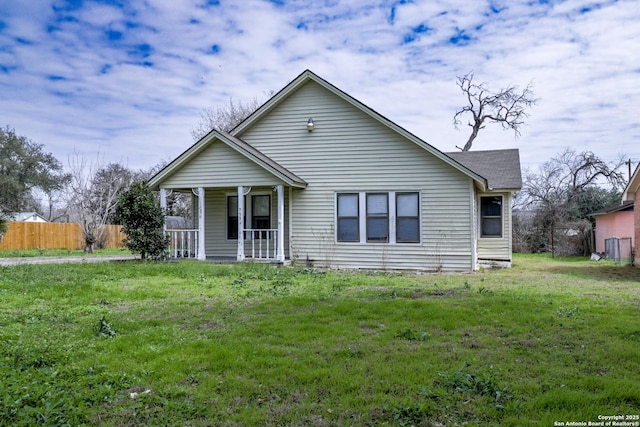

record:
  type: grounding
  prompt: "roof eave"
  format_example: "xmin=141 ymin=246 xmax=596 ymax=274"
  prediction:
xmin=147 ymin=130 xmax=307 ymax=190
xmin=622 ymin=164 xmax=640 ymax=201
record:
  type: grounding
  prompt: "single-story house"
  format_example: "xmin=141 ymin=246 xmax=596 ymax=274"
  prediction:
xmin=622 ymin=163 xmax=639 ymax=264
xmin=149 ymin=70 xmax=522 ymax=272
xmin=592 ymin=201 xmax=634 ymax=254
xmin=11 ymin=212 xmax=49 ymax=223
xmin=593 ymin=163 xmax=639 ymax=265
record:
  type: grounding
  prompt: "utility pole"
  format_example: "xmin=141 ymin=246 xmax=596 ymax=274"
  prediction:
xmin=625 ymin=159 xmax=632 ymax=181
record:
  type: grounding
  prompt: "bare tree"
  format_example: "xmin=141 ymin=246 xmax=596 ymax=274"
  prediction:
xmin=66 ymin=153 xmax=136 ymax=252
xmin=518 ymin=148 xmax=627 ymax=254
xmin=524 ymin=148 xmax=627 ymax=207
xmin=144 ymin=160 xmax=193 ymax=221
xmin=453 ymin=72 xmax=536 ymax=151
xmin=190 ymin=92 xmax=274 ymax=141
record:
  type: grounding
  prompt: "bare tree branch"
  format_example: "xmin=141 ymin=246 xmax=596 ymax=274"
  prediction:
xmin=190 ymin=91 xmax=275 ymax=141
xmin=66 ymin=152 xmax=136 ymax=252
xmin=453 ymin=72 xmax=537 ymax=151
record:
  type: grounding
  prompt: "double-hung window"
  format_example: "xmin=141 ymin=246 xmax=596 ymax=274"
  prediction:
xmin=336 ymin=191 xmax=420 ymax=244
xmin=366 ymin=193 xmax=389 ymax=242
xmin=227 ymin=195 xmax=240 ymax=240
xmin=480 ymin=196 xmax=503 ymax=238
xmin=396 ymin=192 xmax=420 ymax=243
xmin=337 ymin=193 xmax=359 ymax=242
xmin=251 ymin=195 xmax=271 ymax=239
xmin=227 ymin=194 xmax=271 ymax=240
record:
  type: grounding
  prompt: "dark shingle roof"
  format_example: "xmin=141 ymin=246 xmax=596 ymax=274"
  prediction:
xmin=591 ymin=200 xmax=634 ymax=216
xmin=446 ymin=149 xmax=522 ymax=190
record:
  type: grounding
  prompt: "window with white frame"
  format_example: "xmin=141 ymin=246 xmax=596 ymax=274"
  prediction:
xmin=227 ymin=195 xmax=240 ymax=240
xmin=366 ymin=193 xmax=389 ymax=242
xmin=480 ymin=195 xmax=503 ymax=238
xmin=227 ymin=194 xmax=271 ymax=240
xmin=336 ymin=191 xmax=420 ymax=243
xmin=336 ymin=193 xmax=359 ymax=242
xmin=396 ymin=192 xmax=420 ymax=243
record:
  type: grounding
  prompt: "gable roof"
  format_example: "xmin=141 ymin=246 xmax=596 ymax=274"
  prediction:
xmin=148 ymin=129 xmax=307 ymax=189
xmin=11 ymin=212 xmax=49 ymax=222
xmin=231 ymin=69 xmax=489 ymax=191
xmin=446 ymin=149 xmax=523 ymax=191
xmin=622 ymin=163 xmax=640 ymax=201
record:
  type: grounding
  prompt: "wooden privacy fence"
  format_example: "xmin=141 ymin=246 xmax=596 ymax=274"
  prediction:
xmin=0 ymin=222 xmax=126 ymax=251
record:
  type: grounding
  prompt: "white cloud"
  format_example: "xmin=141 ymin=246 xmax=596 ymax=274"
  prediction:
xmin=0 ymin=0 xmax=638 ymax=174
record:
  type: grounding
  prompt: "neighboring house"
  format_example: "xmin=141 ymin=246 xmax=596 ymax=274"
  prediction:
xmin=622 ymin=164 xmax=640 ymax=264
xmin=593 ymin=163 xmax=639 ymax=265
xmin=12 ymin=212 xmax=49 ymax=223
xmin=149 ymin=70 xmax=522 ymax=271
xmin=592 ymin=201 xmax=634 ymax=254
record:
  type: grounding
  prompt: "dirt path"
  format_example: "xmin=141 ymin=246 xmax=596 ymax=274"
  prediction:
xmin=0 ymin=255 xmax=139 ymax=266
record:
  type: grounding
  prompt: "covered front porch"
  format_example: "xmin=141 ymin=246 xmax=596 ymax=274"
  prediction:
xmin=148 ymin=130 xmax=307 ymax=263
xmin=160 ymin=185 xmax=290 ymax=263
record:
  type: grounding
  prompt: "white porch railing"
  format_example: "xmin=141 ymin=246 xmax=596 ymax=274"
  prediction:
xmin=167 ymin=229 xmax=199 ymax=259
xmin=243 ymin=229 xmax=278 ymax=260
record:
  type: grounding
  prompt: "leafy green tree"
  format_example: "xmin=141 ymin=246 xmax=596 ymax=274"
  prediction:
xmin=116 ymin=182 xmax=168 ymax=260
xmin=0 ymin=126 xmax=70 ymax=213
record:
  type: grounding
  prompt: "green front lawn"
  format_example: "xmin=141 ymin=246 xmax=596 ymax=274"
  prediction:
xmin=1 ymin=255 xmax=638 ymax=426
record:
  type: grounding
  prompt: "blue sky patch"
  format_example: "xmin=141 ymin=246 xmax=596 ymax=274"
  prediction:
xmin=48 ymin=75 xmax=66 ymax=81
xmin=106 ymin=29 xmax=123 ymax=41
xmin=388 ymin=0 xmax=413 ymax=24
xmin=211 ymin=44 xmax=221 ymax=54
xmin=403 ymin=23 xmax=431 ymax=44
xmin=128 ymin=43 xmax=153 ymax=59
xmin=198 ymin=0 xmax=220 ymax=9
xmin=138 ymin=43 xmax=152 ymax=57
xmin=52 ymin=0 xmax=84 ymax=12
xmin=449 ymin=28 xmax=473 ymax=46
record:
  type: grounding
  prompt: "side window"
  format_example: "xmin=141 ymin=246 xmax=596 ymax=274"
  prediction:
xmin=396 ymin=192 xmax=420 ymax=243
xmin=337 ymin=193 xmax=359 ymax=242
xmin=227 ymin=196 xmax=238 ymax=240
xmin=480 ymin=196 xmax=503 ymax=238
xmin=251 ymin=195 xmax=271 ymax=230
xmin=366 ymin=193 xmax=389 ymax=242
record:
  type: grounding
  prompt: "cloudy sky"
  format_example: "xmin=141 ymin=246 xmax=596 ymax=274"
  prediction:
xmin=1 ymin=0 xmax=639 ymax=177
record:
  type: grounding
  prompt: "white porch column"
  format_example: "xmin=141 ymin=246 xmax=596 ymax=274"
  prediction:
xmin=237 ymin=186 xmax=245 ymax=261
xmin=197 ymin=187 xmax=206 ymax=260
xmin=276 ymin=185 xmax=285 ymax=262
xmin=159 ymin=188 xmax=167 ymax=234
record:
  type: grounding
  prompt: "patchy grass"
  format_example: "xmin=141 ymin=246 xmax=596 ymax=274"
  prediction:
xmin=0 ymin=254 xmax=638 ymax=426
xmin=0 ymin=248 xmax=131 ymax=258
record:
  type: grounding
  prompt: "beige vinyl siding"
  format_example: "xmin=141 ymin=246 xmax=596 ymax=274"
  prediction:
xmin=477 ymin=192 xmax=512 ymax=262
xmin=202 ymin=187 xmax=290 ymax=259
xmin=162 ymin=140 xmax=285 ymax=188
xmin=240 ymin=81 xmax=474 ymax=271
